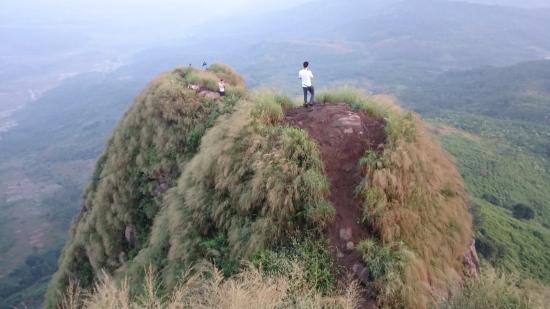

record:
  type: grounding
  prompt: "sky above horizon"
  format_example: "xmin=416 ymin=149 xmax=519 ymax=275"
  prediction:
xmin=2 ymin=0 xmax=548 ymax=52
xmin=0 ymin=0 xmax=314 ymax=45
xmin=3 ymin=0 xmax=547 ymax=30
xmin=0 ymin=0 xmax=312 ymax=27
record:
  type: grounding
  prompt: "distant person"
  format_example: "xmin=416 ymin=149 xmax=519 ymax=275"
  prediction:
xmin=299 ymin=61 xmax=314 ymax=107
xmin=202 ymin=61 xmax=208 ymax=69
xmin=218 ymin=79 xmax=226 ymax=96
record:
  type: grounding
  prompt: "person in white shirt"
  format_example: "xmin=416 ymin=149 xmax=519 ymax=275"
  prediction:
xmin=218 ymin=79 xmax=225 ymax=96
xmin=299 ymin=61 xmax=314 ymax=107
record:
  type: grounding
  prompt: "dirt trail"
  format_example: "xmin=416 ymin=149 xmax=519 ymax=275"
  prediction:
xmin=285 ymin=103 xmax=386 ymax=308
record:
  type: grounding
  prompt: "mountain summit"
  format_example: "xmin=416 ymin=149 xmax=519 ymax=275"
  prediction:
xmin=46 ymin=65 xmax=475 ymax=308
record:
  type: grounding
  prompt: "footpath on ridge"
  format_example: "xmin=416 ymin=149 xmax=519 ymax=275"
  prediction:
xmin=285 ymin=103 xmax=386 ymax=308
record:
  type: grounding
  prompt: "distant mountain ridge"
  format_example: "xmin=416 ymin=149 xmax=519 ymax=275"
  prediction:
xmin=191 ymin=0 xmax=550 ymax=91
xmin=403 ymin=60 xmax=550 ymax=123
xmin=463 ymin=0 xmax=550 ymax=8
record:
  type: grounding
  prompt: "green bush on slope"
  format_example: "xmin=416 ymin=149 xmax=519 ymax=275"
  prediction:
xmin=251 ymin=238 xmax=338 ymax=295
xmin=473 ymin=198 xmax=550 ymax=284
xmin=442 ymin=267 xmax=550 ymax=309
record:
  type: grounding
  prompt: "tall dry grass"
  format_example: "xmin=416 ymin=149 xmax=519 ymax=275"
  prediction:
xmin=360 ymin=95 xmax=472 ymax=308
xmin=59 ymin=263 xmax=359 ymax=309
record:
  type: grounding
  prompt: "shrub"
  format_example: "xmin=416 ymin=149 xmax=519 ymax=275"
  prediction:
xmin=512 ymin=203 xmax=536 ymax=220
xmin=356 ymin=240 xmax=404 ymax=282
xmin=317 ymin=87 xmax=371 ymax=108
xmin=482 ymin=193 xmax=501 ymax=206
xmin=250 ymin=90 xmax=293 ymax=124
xmin=181 ymin=69 xmax=220 ymax=92
xmin=251 ymin=238 xmax=338 ymax=295
xmin=207 ymin=63 xmax=245 ymax=86
xmin=475 ymin=236 xmax=506 ymax=261
xmin=442 ymin=267 xmax=550 ymax=309
xmin=305 ymin=201 xmax=336 ymax=230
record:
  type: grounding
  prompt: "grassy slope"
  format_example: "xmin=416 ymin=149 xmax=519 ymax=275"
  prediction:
xmin=405 ymin=60 xmax=550 ymax=124
xmin=440 ymin=130 xmax=550 ymax=228
xmin=45 ymin=65 xmax=247 ymax=307
xmin=399 ymin=61 xmax=550 ymax=289
xmin=317 ymin=90 xmax=473 ymax=308
xmin=474 ymin=198 xmax=550 ymax=281
xmin=50 ymin=82 xmax=474 ymax=309
xmin=53 ymin=85 xmax=357 ymax=306
xmin=438 ymin=131 xmax=550 ymax=283
xmin=46 ymin=68 xmax=341 ymax=307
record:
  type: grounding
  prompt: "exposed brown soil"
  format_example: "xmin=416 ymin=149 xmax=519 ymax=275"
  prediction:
xmin=285 ymin=103 xmax=386 ymax=308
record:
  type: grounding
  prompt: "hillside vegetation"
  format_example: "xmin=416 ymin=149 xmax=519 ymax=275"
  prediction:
xmin=48 ymin=66 xmax=477 ymax=308
xmin=401 ymin=61 xmax=550 ymax=290
xmin=46 ymin=65 xmax=247 ymax=304
xmin=317 ymin=91 xmax=473 ymax=308
xmin=405 ymin=60 xmax=550 ymax=126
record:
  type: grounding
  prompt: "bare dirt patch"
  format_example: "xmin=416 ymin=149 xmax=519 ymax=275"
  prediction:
xmin=285 ymin=103 xmax=386 ymax=308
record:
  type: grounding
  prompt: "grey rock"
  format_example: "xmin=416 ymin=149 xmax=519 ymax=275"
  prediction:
xmin=125 ymin=225 xmax=137 ymax=248
xmin=339 ymin=227 xmax=352 ymax=241
xmin=353 ymin=263 xmax=370 ymax=285
xmin=464 ymin=239 xmax=481 ymax=278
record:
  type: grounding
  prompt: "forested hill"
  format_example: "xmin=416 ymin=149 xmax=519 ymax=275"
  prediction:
xmin=399 ymin=60 xmax=550 ymax=288
xmin=403 ymin=60 xmax=550 ymax=123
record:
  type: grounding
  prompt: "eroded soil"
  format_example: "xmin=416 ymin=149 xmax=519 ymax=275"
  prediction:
xmin=285 ymin=103 xmax=386 ymax=308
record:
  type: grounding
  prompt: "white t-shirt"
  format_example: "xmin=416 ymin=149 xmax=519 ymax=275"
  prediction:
xmin=299 ymin=69 xmax=314 ymax=87
xmin=219 ymin=81 xmax=225 ymax=92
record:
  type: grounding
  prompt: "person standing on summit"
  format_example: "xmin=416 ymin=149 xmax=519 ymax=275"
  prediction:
xmin=299 ymin=61 xmax=314 ymax=107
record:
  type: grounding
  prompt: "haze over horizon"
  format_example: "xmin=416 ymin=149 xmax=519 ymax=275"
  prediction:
xmin=0 ymin=0 xmax=311 ymax=36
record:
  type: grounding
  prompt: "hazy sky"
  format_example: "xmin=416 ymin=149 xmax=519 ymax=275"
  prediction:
xmin=0 ymin=0 xmax=312 ymax=27
xmin=0 ymin=0 xmax=315 ymax=45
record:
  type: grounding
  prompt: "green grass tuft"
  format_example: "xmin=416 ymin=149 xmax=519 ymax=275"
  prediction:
xmin=305 ymin=201 xmax=336 ymax=230
xmin=251 ymin=238 xmax=338 ymax=295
